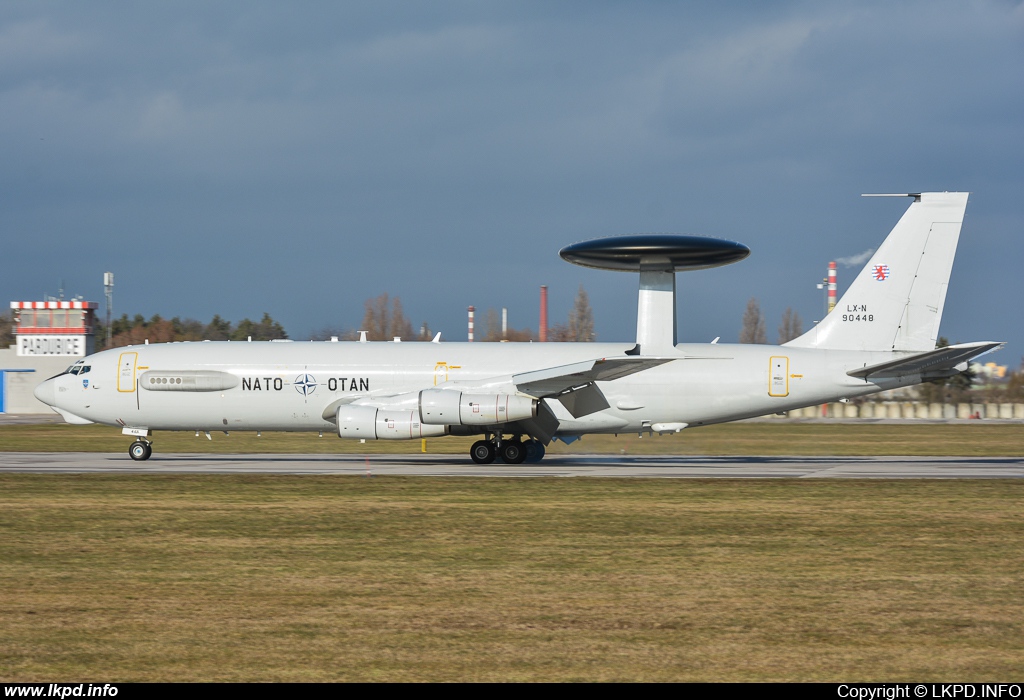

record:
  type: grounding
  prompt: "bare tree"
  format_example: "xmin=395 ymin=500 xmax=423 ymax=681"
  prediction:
xmin=503 ymin=326 xmax=534 ymax=342
xmin=309 ymin=326 xmax=356 ymax=341
xmin=567 ymin=285 xmax=595 ymax=342
xmin=480 ymin=308 xmax=534 ymax=342
xmin=361 ymin=293 xmax=388 ymax=340
xmin=389 ymin=297 xmax=413 ymax=340
xmin=483 ymin=308 xmax=502 ymax=342
xmin=547 ymin=322 xmax=571 ymax=342
xmin=777 ymin=307 xmax=803 ymax=344
xmin=548 ymin=286 xmax=596 ymax=342
xmin=360 ymin=293 xmax=413 ymax=340
xmin=739 ymin=298 xmax=767 ymax=344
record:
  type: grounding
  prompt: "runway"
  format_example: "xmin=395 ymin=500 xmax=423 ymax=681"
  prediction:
xmin=1 ymin=452 xmax=1023 ymax=478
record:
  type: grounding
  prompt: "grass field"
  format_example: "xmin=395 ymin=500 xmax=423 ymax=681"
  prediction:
xmin=1 ymin=421 xmax=1023 ymax=456
xmin=1 ymin=475 xmax=1023 ymax=682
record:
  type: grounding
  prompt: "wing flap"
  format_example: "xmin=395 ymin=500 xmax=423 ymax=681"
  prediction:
xmin=513 ymin=357 xmax=673 ymax=397
xmin=505 ymin=401 xmax=561 ymax=445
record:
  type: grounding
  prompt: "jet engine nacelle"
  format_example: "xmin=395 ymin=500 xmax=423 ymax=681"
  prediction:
xmin=419 ymin=388 xmax=537 ymax=426
xmin=336 ymin=405 xmax=448 ymax=440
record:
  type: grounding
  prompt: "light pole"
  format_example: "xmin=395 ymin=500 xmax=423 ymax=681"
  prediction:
xmin=103 ymin=272 xmax=114 ymax=345
xmin=816 ymin=276 xmax=828 ymax=318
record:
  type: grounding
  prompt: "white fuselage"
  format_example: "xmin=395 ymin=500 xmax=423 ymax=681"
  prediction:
xmin=40 ymin=340 xmax=911 ymax=436
xmin=34 ymin=192 xmax=985 ymax=460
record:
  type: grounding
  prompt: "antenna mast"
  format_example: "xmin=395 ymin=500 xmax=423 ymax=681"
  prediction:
xmin=103 ymin=272 xmax=114 ymax=345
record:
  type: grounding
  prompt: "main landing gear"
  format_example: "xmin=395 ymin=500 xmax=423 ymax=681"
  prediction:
xmin=128 ymin=439 xmax=153 ymax=461
xmin=469 ymin=435 xmax=545 ymax=465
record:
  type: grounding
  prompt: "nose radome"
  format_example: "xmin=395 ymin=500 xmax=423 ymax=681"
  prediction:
xmin=33 ymin=378 xmax=56 ymax=406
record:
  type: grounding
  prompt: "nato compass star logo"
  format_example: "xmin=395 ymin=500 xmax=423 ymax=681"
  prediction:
xmin=294 ymin=373 xmax=317 ymax=397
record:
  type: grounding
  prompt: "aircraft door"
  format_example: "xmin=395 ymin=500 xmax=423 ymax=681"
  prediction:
xmin=118 ymin=352 xmax=139 ymax=393
xmin=433 ymin=363 xmax=448 ymax=386
xmin=769 ymin=356 xmax=789 ymax=397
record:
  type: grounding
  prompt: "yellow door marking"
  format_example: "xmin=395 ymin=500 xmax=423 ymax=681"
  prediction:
xmin=433 ymin=363 xmax=462 ymax=386
xmin=117 ymin=352 xmax=139 ymax=393
xmin=769 ymin=356 xmax=789 ymax=397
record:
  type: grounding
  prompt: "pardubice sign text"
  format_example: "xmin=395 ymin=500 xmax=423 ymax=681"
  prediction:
xmin=17 ymin=335 xmax=85 ymax=356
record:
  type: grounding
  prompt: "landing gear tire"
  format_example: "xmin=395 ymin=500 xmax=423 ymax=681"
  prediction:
xmin=524 ymin=440 xmax=546 ymax=463
xmin=500 ymin=440 xmax=528 ymax=465
xmin=129 ymin=440 xmax=152 ymax=461
xmin=470 ymin=440 xmax=496 ymax=465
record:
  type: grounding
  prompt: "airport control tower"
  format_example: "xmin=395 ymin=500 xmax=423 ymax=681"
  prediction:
xmin=10 ymin=300 xmax=99 ymax=357
xmin=1 ymin=299 xmax=100 ymax=413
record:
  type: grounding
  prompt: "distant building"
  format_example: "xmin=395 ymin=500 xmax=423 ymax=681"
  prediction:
xmin=970 ymin=361 xmax=1008 ymax=381
xmin=1 ymin=300 xmax=99 ymax=414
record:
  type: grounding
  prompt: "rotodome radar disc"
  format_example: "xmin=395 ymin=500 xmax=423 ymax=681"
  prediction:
xmin=559 ymin=234 xmax=750 ymax=272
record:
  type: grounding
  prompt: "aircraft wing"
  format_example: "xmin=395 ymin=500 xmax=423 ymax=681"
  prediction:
xmin=510 ymin=356 xmax=675 ymax=420
xmin=322 ymin=356 xmax=675 ymax=425
xmin=512 ymin=357 xmax=675 ymax=397
xmin=847 ymin=341 xmax=1004 ymax=380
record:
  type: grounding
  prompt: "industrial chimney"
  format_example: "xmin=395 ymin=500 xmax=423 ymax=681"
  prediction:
xmin=539 ymin=286 xmax=548 ymax=342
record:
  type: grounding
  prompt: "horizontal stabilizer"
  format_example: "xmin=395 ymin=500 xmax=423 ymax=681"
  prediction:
xmin=513 ymin=357 xmax=673 ymax=397
xmin=847 ymin=341 xmax=1003 ymax=380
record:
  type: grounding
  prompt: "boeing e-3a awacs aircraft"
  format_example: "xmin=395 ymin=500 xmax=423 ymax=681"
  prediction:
xmin=34 ymin=192 xmax=1001 ymax=464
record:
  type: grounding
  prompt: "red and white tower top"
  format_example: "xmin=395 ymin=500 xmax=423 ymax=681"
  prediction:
xmin=827 ymin=262 xmax=837 ymax=313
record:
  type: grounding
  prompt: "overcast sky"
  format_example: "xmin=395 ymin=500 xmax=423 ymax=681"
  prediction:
xmin=2 ymin=1 xmax=1022 ymax=362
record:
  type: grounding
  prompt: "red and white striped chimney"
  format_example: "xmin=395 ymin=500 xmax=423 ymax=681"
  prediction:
xmin=827 ymin=261 xmax=837 ymax=313
xmin=467 ymin=305 xmax=475 ymax=342
xmin=539 ymin=286 xmax=548 ymax=342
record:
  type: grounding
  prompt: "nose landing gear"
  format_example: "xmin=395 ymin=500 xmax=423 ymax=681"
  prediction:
xmin=128 ymin=439 xmax=153 ymax=461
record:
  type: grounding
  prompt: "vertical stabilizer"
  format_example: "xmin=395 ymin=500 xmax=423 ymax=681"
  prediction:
xmin=786 ymin=192 xmax=968 ymax=352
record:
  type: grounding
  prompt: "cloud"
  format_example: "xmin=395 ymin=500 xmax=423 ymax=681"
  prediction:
xmin=0 ymin=2 xmax=1019 ymax=359
xmin=836 ymin=249 xmax=875 ymax=267
xmin=0 ymin=17 xmax=89 ymax=68
xmin=133 ymin=91 xmax=186 ymax=141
